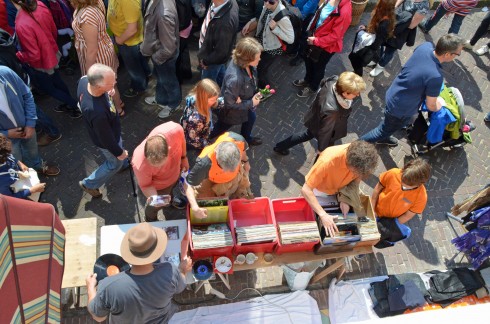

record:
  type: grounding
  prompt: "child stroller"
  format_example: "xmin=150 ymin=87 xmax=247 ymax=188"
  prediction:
xmin=407 ymin=85 xmax=475 ymax=155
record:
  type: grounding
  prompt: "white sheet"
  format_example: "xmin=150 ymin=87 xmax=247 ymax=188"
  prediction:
xmin=169 ymin=290 xmax=322 ymax=324
xmin=329 ymin=276 xmax=388 ymax=324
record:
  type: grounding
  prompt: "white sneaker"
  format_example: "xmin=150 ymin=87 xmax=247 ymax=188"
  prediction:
xmin=463 ymin=40 xmax=473 ymax=50
xmin=370 ymin=64 xmax=384 ymax=77
xmin=475 ymin=45 xmax=489 ymax=56
xmin=145 ymin=96 xmax=158 ymax=105
xmin=367 ymin=61 xmax=376 ymax=67
xmin=158 ymin=106 xmax=172 ymax=119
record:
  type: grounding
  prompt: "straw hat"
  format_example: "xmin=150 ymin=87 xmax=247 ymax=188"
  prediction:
xmin=120 ymin=223 xmax=168 ymax=265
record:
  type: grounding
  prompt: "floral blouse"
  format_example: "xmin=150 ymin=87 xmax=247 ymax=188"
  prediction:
xmin=180 ymin=95 xmax=224 ymax=149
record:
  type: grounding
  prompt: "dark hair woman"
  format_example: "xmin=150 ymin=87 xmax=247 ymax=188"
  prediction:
xmin=348 ymin=0 xmax=396 ymax=76
xmin=12 ymin=0 xmax=80 ymax=118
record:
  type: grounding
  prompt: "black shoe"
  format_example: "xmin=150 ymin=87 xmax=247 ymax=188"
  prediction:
xmin=273 ymin=146 xmax=289 ymax=156
xmin=375 ymin=136 xmax=398 ymax=147
xmin=123 ymin=88 xmax=142 ymax=98
xmin=54 ymin=104 xmax=70 ymax=113
xmin=484 ymin=114 xmax=490 ymax=123
xmin=172 ymin=194 xmax=188 ymax=210
xmin=292 ymin=79 xmax=307 ymax=87
xmin=289 ymin=55 xmax=302 ymax=66
xmin=69 ymin=109 xmax=82 ymax=119
xmin=374 ymin=240 xmax=394 ymax=249
xmin=248 ymin=137 xmax=262 ymax=146
xmin=418 ymin=21 xmax=428 ymax=34
xmin=297 ymin=87 xmax=315 ymax=98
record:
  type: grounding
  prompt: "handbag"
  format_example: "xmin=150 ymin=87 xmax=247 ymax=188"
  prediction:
xmin=304 ymin=45 xmax=323 ymax=63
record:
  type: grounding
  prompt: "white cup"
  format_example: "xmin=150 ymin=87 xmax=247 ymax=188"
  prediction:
xmin=245 ymin=252 xmax=258 ymax=265
xmin=234 ymin=254 xmax=246 ymax=265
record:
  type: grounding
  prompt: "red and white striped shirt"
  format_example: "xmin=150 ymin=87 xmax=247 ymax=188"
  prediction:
xmin=441 ymin=0 xmax=478 ymax=16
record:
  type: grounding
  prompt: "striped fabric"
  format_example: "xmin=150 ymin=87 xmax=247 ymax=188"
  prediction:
xmin=72 ymin=0 xmax=119 ymax=74
xmin=199 ymin=6 xmax=215 ymax=48
xmin=0 ymin=195 xmax=65 ymax=324
xmin=441 ymin=0 xmax=478 ymax=16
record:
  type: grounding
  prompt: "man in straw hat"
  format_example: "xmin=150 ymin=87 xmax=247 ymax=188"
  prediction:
xmin=85 ymin=223 xmax=192 ymax=323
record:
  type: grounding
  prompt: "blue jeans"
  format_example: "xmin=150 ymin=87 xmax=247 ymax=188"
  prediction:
xmin=209 ymin=109 xmax=257 ymax=142
xmin=10 ymin=133 xmax=42 ymax=170
xmin=201 ymin=63 xmax=226 ymax=87
xmin=360 ymin=110 xmax=413 ymax=143
xmin=27 ymin=68 xmax=78 ymax=108
xmin=82 ymin=141 xmax=128 ymax=189
xmin=36 ymin=106 xmax=60 ymax=137
xmin=378 ymin=46 xmax=397 ymax=67
xmin=152 ymin=56 xmax=181 ymax=109
xmin=424 ymin=5 xmax=465 ymax=34
xmin=118 ymin=43 xmax=150 ymax=92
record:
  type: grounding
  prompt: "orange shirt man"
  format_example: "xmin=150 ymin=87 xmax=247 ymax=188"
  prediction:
xmin=301 ymin=141 xmax=379 ymax=237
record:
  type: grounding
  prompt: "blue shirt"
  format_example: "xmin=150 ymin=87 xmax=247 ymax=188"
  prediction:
xmin=386 ymin=42 xmax=443 ymax=118
xmin=294 ymin=0 xmax=319 ymax=18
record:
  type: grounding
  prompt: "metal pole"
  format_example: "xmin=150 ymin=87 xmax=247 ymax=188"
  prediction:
xmin=127 ymin=157 xmax=142 ymax=222
xmin=446 ymin=212 xmax=464 ymax=224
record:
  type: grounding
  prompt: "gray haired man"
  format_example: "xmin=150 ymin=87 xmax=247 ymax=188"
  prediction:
xmin=185 ymin=131 xmax=252 ymax=219
xmin=78 ymin=64 xmax=129 ymax=198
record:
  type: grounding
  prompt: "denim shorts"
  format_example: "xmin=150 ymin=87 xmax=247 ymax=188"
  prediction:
xmin=408 ymin=0 xmax=430 ymax=15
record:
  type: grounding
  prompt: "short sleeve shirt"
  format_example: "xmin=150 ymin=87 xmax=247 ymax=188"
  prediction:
xmin=305 ymin=144 xmax=357 ymax=195
xmin=132 ymin=122 xmax=185 ymax=191
xmin=375 ymin=168 xmax=428 ymax=218
xmin=88 ymin=262 xmax=186 ymax=324
xmin=386 ymin=42 xmax=443 ymax=118
xmin=107 ymin=0 xmax=144 ymax=46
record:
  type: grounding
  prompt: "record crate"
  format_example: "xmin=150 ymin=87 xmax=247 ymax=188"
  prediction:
xmin=229 ymin=198 xmax=278 ymax=254
xmin=272 ymin=197 xmax=320 ymax=254
xmin=187 ymin=198 xmax=235 ymax=259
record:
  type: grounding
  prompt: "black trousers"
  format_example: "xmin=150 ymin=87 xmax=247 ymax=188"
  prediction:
xmin=304 ymin=51 xmax=334 ymax=91
xmin=470 ymin=12 xmax=490 ymax=46
xmin=257 ymin=51 xmax=277 ymax=89
xmin=275 ymin=129 xmax=315 ymax=151
xmin=348 ymin=51 xmax=365 ymax=77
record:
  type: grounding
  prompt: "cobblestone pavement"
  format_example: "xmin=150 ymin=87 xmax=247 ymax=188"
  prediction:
xmin=32 ymin=9 xmax=490 ymax=323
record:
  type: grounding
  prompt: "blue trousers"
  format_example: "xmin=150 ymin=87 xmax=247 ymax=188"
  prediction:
xmin=82 ymin=140 xmax=128 ymax=189
xmin=10 ymin=133 xmax=42 ymax=170
xmin=201 ymin=63 xmax=226 ymax=87
xmin=423 ymin=5 xmax=465 ymax=34
xmin=119 ymin=43 xmax=151 ymax=92
xmin=152 ymin=55 xmax=181 ymax=109
xmin=361 ymin=109 xmax=413 ymax=143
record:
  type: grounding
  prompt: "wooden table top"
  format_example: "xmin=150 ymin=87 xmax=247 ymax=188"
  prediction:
xmin=61 ymin=218 xmax=97 ymax=288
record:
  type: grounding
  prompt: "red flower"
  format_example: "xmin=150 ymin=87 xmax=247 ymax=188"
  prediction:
xmin=265 ymin=85 xmax=270 ymax=89
xmin=270 ymin=89 xmax=276 ymax=94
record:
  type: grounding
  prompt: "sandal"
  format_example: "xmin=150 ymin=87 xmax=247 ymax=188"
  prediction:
xmin=117 ymin=102 xmax=126 ymax=117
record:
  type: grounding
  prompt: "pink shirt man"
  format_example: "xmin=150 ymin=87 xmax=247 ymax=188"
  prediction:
xmin=132 ymin=122 xmax=186 ymax=194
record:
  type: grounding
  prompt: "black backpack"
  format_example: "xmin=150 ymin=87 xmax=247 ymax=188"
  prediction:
xmin=0 ymin=28 xmax=29 ymax=84
xmin=273 ymin=0 xmax=303 ymax=54
xmin=175 ymin=0 xmax=192 ymax=32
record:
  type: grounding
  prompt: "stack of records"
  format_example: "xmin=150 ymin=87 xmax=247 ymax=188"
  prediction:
xmin=278 ymin=222 xmax=320 ymax=245
xmin=191 ymin=223 xmax=233 ymax=249
xmin=236 ymin=224 xmax=276 ymax=244
xmin=357 ymin=219 xmax=379 ymax=241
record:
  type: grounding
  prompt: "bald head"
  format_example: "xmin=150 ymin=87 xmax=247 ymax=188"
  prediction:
xmin=144 ymin=135 xmax=168 ymax=166
xmin=87 ymin=63 xmax=115 ymax=87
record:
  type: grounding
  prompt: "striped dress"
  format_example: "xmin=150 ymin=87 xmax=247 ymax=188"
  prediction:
xmin=72 ymin=0 xmax=118 ymax=75
xmin=441 ymin=0 xmax=478 ymax=16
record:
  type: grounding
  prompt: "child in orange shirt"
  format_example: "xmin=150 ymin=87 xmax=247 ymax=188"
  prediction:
xmin=372 ymin=158 xmax=431 ymax=248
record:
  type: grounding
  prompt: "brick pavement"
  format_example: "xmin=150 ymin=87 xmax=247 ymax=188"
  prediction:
xmin=28 ymin=8 xmax=490 ymax=323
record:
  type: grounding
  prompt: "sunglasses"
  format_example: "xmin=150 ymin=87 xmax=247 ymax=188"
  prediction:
xmin=263 ymin=0 xmax=276 ymax=4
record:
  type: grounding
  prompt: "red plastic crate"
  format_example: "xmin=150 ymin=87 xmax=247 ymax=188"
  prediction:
xmin=272 ymin=197 xmax=320 ymax=254
xmin=229 ymin=198 xmax=278 ymax=254
xmin=187 ymin=205 xmax=235 ymax=259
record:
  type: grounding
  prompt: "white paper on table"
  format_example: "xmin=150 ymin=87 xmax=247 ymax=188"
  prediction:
xmin=10 ymin=168 xmax=41 ymax=201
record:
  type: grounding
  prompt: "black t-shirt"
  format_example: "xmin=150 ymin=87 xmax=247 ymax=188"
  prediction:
xmin=77 ymin=76 xmax=123 ymax=157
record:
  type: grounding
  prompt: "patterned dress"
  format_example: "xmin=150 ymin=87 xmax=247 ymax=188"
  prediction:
xmin=180 ymin=96 xmax=224 ymax=149
xmin=72 ymin=0 xmax=118 ymax=75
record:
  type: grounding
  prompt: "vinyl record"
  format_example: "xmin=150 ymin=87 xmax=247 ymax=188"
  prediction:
xmin=94 ymin=253 xmax=131 ymax=282
xmin=192 ymin=259 xmax=213 ymax=281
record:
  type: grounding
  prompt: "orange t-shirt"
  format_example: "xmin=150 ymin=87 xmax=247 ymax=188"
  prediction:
xmin=375 ymin=168 xmax=427 ymax=218
xmin=305 ymin=144 xmax=357 ymax=195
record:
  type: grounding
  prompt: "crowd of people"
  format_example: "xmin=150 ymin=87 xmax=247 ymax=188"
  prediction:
xmin=0 ymin=0 xmax=489 ymax=322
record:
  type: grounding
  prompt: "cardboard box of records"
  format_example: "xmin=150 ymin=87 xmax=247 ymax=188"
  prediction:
xmin=314 ymin=193 xmax=380 ymax=254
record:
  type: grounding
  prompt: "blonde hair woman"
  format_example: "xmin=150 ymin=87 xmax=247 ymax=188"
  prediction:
xmin=209 ymin=37 xmax=264 ymax=146
xmin=180 ymin=79 xmax=223 ymax=150
xmin=274 ymin=72 xmax=366 ymax=155
xmin=71 ymin=0 xmax=124 ymax=115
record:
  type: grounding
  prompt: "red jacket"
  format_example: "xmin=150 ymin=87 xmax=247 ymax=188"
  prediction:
xmin=0 ymin=1 xmax=14 ymax=35
xmin=313 ymin=0 xmax=352 ymax=53
xmin=15 ymin=1 xmax=59 ymax=70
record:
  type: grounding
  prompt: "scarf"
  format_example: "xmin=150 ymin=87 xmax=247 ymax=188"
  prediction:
xmin=333 ymin=83 xmax=352 ymax=109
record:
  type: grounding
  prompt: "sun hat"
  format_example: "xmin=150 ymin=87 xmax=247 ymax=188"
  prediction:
xmin=120 ymin=223 xmax=168 ymax=265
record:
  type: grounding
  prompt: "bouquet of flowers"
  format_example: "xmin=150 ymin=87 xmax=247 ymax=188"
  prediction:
xmin=259 ymin=85 xmax=276 ymax=100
